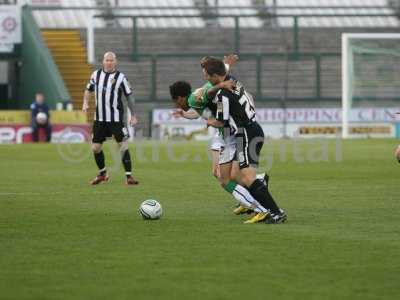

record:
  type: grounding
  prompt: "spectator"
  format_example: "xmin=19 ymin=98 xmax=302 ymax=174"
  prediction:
xmin=30 ymin=92 xmax=52 ymax=142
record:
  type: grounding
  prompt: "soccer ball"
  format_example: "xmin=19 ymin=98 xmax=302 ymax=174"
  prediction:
xmin=139 ymin=199 xmax=162 ymax=220
xmin=36 ymin=112 xmax=47 ymax=125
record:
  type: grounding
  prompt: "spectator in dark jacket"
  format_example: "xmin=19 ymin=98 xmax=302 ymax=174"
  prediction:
xmin=30 ymin=92 xmax=52 ymax=142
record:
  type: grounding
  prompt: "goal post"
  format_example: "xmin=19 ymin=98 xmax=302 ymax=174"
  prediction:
xmin=342 ymin=33 xmax=400 ymax=138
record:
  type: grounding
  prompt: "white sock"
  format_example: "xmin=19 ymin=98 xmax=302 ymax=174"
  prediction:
xmin=232 ymin=184 xmax=268 ymax=213
xmin=256 ymin=173 xmax=266 ymax=185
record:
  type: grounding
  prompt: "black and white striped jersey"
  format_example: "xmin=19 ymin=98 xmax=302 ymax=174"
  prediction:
xmin=215 ymin=77 xmax=256 ymax=135
xmin=86 ymin=69 xmax=132 ymax=122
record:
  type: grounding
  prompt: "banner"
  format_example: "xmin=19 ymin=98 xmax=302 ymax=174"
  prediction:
xmin=0 ymin=110 xmax=87 ymax=125
xmin=153 ymin=107 xmax=400 ymax=125
xmin=0 ymin=110 xmax=90 ymax=144
xmin=0 ymin=5 xmax=21 ymax=53
xmin=0 ymin=110 xmax=30 ymax=124
xmin=152 ymin=107 xmax=399 ymax=139
xmin=0 ymin=124 xmax=90 ymax=144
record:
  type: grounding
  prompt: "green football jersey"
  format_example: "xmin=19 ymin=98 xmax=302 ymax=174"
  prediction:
xmin=187 ymin=82 xmax=213 ymax=114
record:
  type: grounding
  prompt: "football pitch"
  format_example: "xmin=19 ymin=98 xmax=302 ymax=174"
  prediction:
xmin=0 ymin=139 xmax=399 ymax=300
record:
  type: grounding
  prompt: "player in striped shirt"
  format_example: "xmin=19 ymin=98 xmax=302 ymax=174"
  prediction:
xmin=82 ymin=52 xmax=139 ymax=185
xmin=203 ymin=58 xmax=286 ymax=224
xmin=170 ymin=56 xmax=271 ymax=220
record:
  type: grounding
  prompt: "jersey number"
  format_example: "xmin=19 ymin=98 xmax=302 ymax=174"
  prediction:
xmin=238 ymin=92 xmax=256 ymax=120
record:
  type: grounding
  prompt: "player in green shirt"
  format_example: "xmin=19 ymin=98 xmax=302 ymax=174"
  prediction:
xmin=170 ymin=56 xmax=270 ymax=221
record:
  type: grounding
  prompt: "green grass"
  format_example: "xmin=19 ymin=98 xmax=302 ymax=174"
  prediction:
xmin=0 ymin=139 xmax=399 ymax=300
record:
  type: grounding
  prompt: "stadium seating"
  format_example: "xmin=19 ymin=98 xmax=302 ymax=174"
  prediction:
xmin=273 ymin=0 xmax=399 ymax=27
xmin=31 ymin=0 xmax=205 ymax=28
xmin=42 ymin=30 xmax=93 ymax=118
xmin=32 ymin=0 xmax=107 ymax=28
xmin=31 ymin=0 xmax=400 ymax=28
xmin=29 ymin=0 xmax=400 ymax=134
xmin=90 ymin=26 xmax=399 ymax=101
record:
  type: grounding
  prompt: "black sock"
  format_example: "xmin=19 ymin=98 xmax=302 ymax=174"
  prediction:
xmin=94 ymin=151 xmax=106 ymax=175
xmin=121 ymin=150 xmax=132 ymax=177
xmin=248 ymin=179 xmax=280 ymax=215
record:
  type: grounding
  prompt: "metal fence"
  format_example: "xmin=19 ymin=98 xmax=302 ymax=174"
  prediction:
xmin=87 ymin=13 xmax=398 ymax=102
xmin=28 ymin=6 xmax=400 ymax=103
xmin=90 ymin=13 xmax=398 ymax=61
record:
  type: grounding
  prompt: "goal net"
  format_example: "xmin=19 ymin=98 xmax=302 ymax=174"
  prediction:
xmin=342 ymin=33 xmax=400 ymax=138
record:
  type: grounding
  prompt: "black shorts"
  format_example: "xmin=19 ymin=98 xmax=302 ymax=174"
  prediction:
xmin=92 ymin=121 xmax=129 ymax=144
xmin=235 ymin=122 xmax=264 ymax=169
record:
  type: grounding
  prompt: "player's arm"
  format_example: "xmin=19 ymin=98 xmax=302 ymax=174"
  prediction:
xmin=82 ymin=90 xmax=91 ymax=112
xmin=206 ymin=117 xmax=224 ymax=128
xmin=206 ymin=80 xmax=236 ymax=100
xmin=82 ymin=71 xmax=96 ymax=112
xmin=172 ymin=108 xmax=201 ymax=119
xmin=121 ymin=77 xmax=138 ymax=126
xmin=125 ymin=94 xmax=138 ymax=126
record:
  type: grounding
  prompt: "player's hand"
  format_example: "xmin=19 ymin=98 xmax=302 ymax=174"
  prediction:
xmin=129 ymin=115 xmax=138 ymax=126
xmin=82 ymin=102 xmax=89 ymax=113
xmin=395 ymin=145 xmax=400 ymax=161
xmin=220 ymin=79 xmax=236 ymax=92
xmin=224 ymin=54 xmax=239 ymax=67
xmin=206 ymin=118 xmax=216 ymax=127
xmin=172 ymin=109 xmax=184 ymax=118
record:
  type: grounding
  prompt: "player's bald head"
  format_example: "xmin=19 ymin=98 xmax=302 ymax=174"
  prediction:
xmin=103 ymin=51 xmax=117 ymax=60
xmin=103 ymin=51 xmax=117 ymax=72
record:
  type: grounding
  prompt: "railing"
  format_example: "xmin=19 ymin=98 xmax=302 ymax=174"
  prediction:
xmin=27 ymin=7 xmax=400 ymax=103
xmin=86 ymin=13 xmax=397 ymax=102
xmin=89 ymin=13 xmax=398 ymax=62
xmin=29 ymin=5 xmax=394 ymax=10
xmin=111 ymin=52 xmax=339 ymax=103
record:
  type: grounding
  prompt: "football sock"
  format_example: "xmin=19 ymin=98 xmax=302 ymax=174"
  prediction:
xmin=256 ymin=172 xmax=269 ymax=187
xmin=248 ymin=179 xmax=280 ymax=215
xmin=94 ymin=151 xmax=105 ymax=174
xmin=99 ymin=168 xmax=106 ymax=176
xmin=256 ymin=173 xmax=264 ymax=179
xmin=121 ymin=150 xmax=132 ymax=175
xmin=224 ymin=180 xmax=268 ymax=213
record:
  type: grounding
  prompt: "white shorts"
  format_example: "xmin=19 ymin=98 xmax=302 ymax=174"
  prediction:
xmin=210 ymin=131 xmax=224 ymax=151
xmin=219 ymin=134 xmax=236 ymax=165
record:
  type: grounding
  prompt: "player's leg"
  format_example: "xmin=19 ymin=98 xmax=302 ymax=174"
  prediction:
xmin=236 ymin=124 xmax=286 ymax=224
xmin=211 ymin=133 xmax=257 ymax=214
xmin=113 ymin=122 xmax=138 ymax=185
xmin=117 ymin=140 xmax=138 ymax=185
xmin=211 ymin=150 xmax=220 ymax=178
xmin=231 ymin=161 xmax=269 ymax=191
xmin=229 ymin=140 xmax=268 ymax=215
xmin=219 ymin=162 xmax=254 ymax=212
xmin=90 ymin=121 xmax=109 ymax=185
xmin=218 ymin=140 xmax=266 ymax=215
xmin=228 ymin=161 xmax=253 ymax=214
xmin=44 ymin=123 xmax=52 ymax=143
xmin=210 ymin=130 xmax=223 ymax=178
xmin=31 ymin=124 xmax=39 ymax=142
